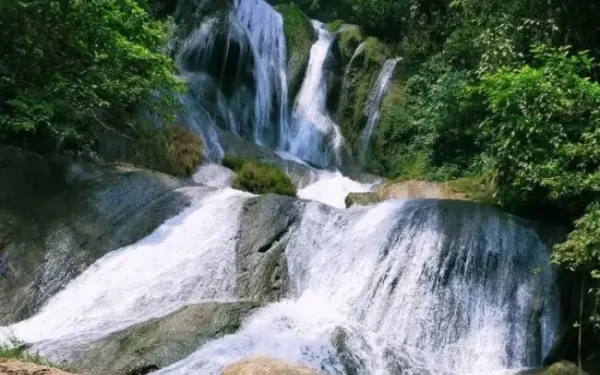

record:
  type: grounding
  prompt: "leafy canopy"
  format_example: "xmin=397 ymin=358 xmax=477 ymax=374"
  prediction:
xmin=0 ymin=0 xmax=181 ymax=152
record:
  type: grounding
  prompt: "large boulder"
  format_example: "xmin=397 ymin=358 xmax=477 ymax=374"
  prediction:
xmin=517 ymin=361 xmax=589 ymax=375
xmin=0 ymin=146 xmax=206 ymax=323
xmin=222 ymin=357 xmax=322 ymax=375
xmin=68 ymin=302 xmax=259 ymax=375
xmin=235 ymin=194 xmax=301 ymax=302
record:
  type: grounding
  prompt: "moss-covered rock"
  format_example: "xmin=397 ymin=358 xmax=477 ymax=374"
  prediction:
xmin=335 ymin=24 xmax=364 ymax=65
xmin=345 ymin=192 xmax=381 ymax=207
xmin=69 ymin=302 xmax=259 ymax=375
xmin=276 ymin=4 xmax=315 ymax=101
xmin=517 ymin=361 xmax=589 ymax=375
xmin=336 ymin=36 xmax=389 ymax=154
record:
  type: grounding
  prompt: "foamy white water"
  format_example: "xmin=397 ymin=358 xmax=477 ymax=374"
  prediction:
xmin=154 ymin=200 xmax=558 ymax=375
xmin=0 ymin=189 xmax=252 ymax=357
xmin=193 ymin=163 xmax=235 ymax=188
xmin=297 ymin=171 xmax=374 ymax=208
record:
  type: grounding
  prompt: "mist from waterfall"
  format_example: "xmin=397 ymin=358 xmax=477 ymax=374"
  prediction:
xmin=288 ymin=21 xmax=345 ymax=168
xmin=358 ymin=58 xmax=399 ymax=164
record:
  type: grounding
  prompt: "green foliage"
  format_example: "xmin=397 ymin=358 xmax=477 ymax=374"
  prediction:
xmin=370 ymin=57 xmax=485 ymax=181
xmin=277 ymin=3 xmax=315 ymax=59
xmin=553 ymin=203 xmax=600 ymax=327
xmin=477 ymin=46 xmax=600 ymax=208
xmin=223 ymin=157 xmax=297 ymax=197
xmin=0 ymin=0 xmax=181 ymax=155
xmin=326 ymin=19 xmax=345 ymax=33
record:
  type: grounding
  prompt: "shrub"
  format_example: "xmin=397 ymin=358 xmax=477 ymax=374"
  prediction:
xmin=127 ymin=125 xmax=203 ymax=177
xmin=223 ymin=157 xmax=296 ymax=197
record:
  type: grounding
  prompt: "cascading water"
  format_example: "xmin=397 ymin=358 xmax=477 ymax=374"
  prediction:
xmin=358 ymin=58 xmax=399 ymax=164
xmin=1 ymin=195 xmax=558 ymax=375
xmin=288 ymin=21 xmax=345 ymax=168
xmin=175 ymin=0 xmax=290 ymax=156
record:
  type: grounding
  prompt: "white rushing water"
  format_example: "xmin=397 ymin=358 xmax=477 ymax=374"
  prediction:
xmin=155 ymin=200 xmax=558 ymax=375
xmin=289 ymin=21 xmax=345 ymax=168
xmin=358 ymin=58 xmax=400 ymax=164
xmin=298 ymin=171 xmax=375 ymax=209
xmin=0 ymin=189 xmax=252 ymax=357
xmin=2 ymin=194 xmax=558 ymax=375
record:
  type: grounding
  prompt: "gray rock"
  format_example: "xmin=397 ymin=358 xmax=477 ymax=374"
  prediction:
xmin=235 ymin=194 xmax=301 ymax=302
xmin=0 ymin=146 xmax=203 ymax=323
xmin=69 ymin=302 xmax=259 ymax=375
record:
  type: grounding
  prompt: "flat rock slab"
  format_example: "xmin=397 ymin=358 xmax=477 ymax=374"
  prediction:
xmin=222 ymin=357 xmax=322 ymax=375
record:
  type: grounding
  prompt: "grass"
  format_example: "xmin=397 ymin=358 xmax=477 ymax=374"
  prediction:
xmin=222 ymin=157 xmax=296 ymax=197
xmin=0 ymin=340 xmax=45 ymax=365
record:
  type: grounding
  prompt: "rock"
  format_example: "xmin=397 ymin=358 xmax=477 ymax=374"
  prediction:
xmin=222 ymin=357 xmax=322 ymax=375
xmin=235 ymin=194 xmax=301 ymax=302
xmin=0 ymin=145 xmax=209 ymax=324
xmin=217 ymin=129 xmax=318 ymax=188
xmin=345 ymin=192 xmax=381 ymax=207
xmin=345 ymin=179 xmax=474 ymax=208
xmin=0 ymin=359 xmax=78 ymax=375
xmin=517 ymin=361 xmax=589 ymax=375
xmin=69 ymin=302 xmax=259 ymax=375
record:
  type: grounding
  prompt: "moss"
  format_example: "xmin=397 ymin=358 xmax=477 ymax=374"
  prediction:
xmin=448 ymin=175 xmax=498 ymax=205
xmin=127 ymin=125 xmax=203 ymax=177
xmin=276 ymin=4 xmax=315 ymax=101
xmin=337 ymin=24 xmax=364 ymax=65
xmin=326 ymin=19 xmax=345 ymax=33
xmin=338 ymin=36 xmax=390 ymax=154
xmin=225 ymin=157 xmax=296 ymax=197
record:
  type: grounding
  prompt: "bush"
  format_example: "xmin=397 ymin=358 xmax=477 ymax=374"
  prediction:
xmin=127 ymin=125 xmax=203 ymax=177
xmin=223 ymin=157 xmax=296 ymax=197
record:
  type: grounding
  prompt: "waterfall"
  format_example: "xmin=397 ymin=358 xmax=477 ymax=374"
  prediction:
xmin=358 ymin=58 xmax=399 ymax=164
xmin=155 ymin=200 xmax=558 ymax=375
xmin=2 ymin=195 xmax=558 ymax=375
xmin=174 ymin=0 xmax=290 ymax=155
xmin=288 ymin=21 xmax=345 ymax=168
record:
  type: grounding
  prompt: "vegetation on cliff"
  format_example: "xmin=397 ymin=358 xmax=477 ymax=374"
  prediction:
xmin=276 ymin=3 xmax=316 ymax=101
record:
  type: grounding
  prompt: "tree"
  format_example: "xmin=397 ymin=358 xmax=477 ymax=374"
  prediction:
xmin=0 ymin=0 xmax=181 ymax=154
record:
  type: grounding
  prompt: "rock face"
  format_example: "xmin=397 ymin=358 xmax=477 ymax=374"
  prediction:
xmin=222 ymin=357 xmax=322 ymax=375
xmin=517 ymin=361 xmax=589 ymax=375
xmin=0 ymin=359 xmax=78 ymax=375
xmin=69 ymin=302 xmax=259 ymax=375
xmin=0 ymin=145 xmax=209 ymax=324
xmin=236 ymin=194 xmax=301 ymax=302
xmin=345 ymin=179 xmax=470 ymax=207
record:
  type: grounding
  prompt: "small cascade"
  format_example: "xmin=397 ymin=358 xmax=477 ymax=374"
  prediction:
xmin=154 ymin=200 xmax=559 ymax=375
xmin=0 ymin=189 xmax=252 ymax=357
xmin=358 ymin=58 xmax=399 ymax=164
xmin=288 ymin=21 xmax=345 ymax=168
xmin=174 ymin=0 xmax=290 ymax=157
